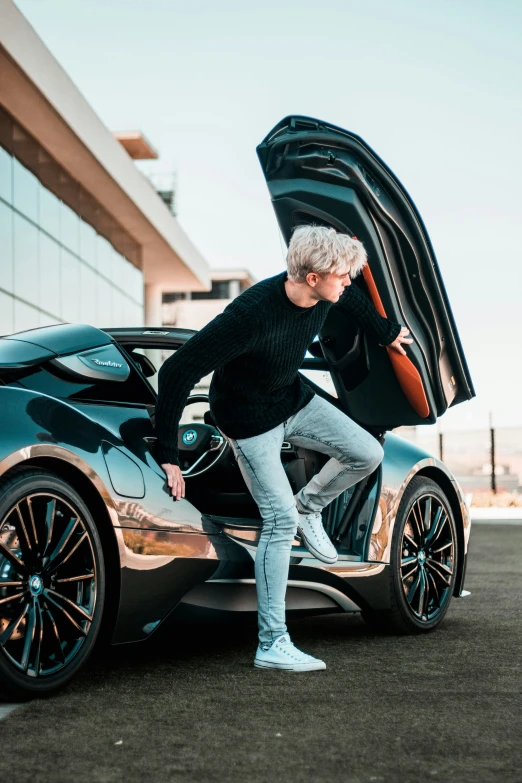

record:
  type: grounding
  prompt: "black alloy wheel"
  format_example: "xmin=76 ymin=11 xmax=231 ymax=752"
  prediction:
xmin=0 ymin=468 xmax=105 ymax=698
xmin=363 ymin=476 xmax=458 ymax=634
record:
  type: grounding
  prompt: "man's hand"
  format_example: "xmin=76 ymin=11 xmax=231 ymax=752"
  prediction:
xmin=388 ymin=326 xmax=414 ymax=356
xmin=161 ymin=463 xmax=185 ymax=501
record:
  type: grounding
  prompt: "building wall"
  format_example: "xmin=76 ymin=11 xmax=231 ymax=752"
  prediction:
xmin=162 ymin=298 xmax=237 ymax=331
xmin=0 ymin=143 xmax=144 ymax=336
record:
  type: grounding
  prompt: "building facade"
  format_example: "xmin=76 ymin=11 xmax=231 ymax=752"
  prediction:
xmin=0 ymin=109 xmax=144 ymax=334
xmin=0 ymin=0 xmax=210 ymax=337
xmin=162 ymin=268 xmax=256 ymax=331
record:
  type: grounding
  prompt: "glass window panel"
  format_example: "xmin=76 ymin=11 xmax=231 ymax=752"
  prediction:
xmin=79 ymin=219 xmax=97 ymax=268
xmin=0 ymin=289 xmax=14 ymax=336
xmin=96 ymin=234 xmax=113 ymax=277
xmin=39 ymin=233 xmax=61 ymax=318
xmin=61 ymin=201 xmax=79 ymax=255
xmin=39 ymin=186 xmax=61 ymax=241
xmin=13 ymin=157 xmax=39 ymax=224
xmin=60 ymin=248 xmax=80 ymax=323
xmin=0 ymin=200 xmax=14 ymax=293
xmin=79 ymin=262 xmax=97 ymax=325
xmin=134 ymin=267 xmax=144 ymax=305
xmin=0 ymin=146 xmax=13 ymax=205
xmin=96 ymin=276 xmax=113 ymax=328
xmin=14 ymin=298 xmax=40 ymax=333
xmin=111 ymin=286 xmax=124 ymax=327
xmin=110 ymin=247 xmax=123 ymax=287
xmin=13 ymin=213 xmax=39 ymax=307
xmin=299 ymin=368 xmax=338 ymax=399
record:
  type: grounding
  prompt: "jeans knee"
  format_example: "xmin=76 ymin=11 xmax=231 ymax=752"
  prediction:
xmin=261 ymin=505 xmax=298 ymax=540
xmin=365 ymin=440 xmax=384 ymax=473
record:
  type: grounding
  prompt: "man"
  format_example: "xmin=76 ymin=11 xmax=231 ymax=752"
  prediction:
xmin=155 ymin=226 xmax=412 ymax=671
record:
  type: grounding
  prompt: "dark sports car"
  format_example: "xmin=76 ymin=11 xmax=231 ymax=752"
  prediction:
xmin=0 ymin=116 xmax=474 ymax=698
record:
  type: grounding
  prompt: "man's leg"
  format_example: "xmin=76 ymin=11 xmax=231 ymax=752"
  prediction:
xmin=228 ymin=423 xmax=297 ymax=649
xmin=286 ymin=394 xmax=384 ymax=516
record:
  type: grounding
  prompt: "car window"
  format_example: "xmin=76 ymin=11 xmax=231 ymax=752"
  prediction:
xmin=299 ymin=368 xmax=337 ymax=399
xmin=130 ymin=347 xmax=213 ymax=424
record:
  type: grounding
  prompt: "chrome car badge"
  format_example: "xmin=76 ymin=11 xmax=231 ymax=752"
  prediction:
xmin=182 ymin=429 xmax=198 ymax=445
xmin=29 ymin=575 xmax=43 ymax=596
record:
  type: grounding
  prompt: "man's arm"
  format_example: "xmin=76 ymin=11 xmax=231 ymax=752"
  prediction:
xmin=334 ymin=284 xmax=403 ymax=346
xmin=154 ymin=306 xmax=255 ymax=476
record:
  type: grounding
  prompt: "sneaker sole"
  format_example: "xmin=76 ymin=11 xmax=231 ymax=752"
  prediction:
xmin=297 ymin=526 xmax=338 ymax=564
xmin=254 ymin=658 xmax=326 ymax=671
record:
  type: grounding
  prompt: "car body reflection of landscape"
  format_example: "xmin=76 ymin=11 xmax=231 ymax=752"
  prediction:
xmin=0 ymin=116 xmax=474 ymax=698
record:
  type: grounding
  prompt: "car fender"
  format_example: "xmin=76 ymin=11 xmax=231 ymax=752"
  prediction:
xmin=370 ymin=433 xmax=470 ymax=566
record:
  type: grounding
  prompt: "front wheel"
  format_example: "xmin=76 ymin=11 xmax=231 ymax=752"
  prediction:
xmin=0 ymin=468 xmax=105 ymax=699
xmin=363 ymin=476 xmax=458 ymax=634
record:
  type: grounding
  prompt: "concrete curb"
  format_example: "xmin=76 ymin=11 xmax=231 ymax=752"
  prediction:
xmin=470 ymin=507 xmax=522 ymax=521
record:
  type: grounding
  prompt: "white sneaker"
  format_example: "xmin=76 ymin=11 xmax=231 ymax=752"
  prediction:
xmin=297 ymin=511 xmax=338 ymax=564
xmin=254 ymin=634 xmax=326 ymax=671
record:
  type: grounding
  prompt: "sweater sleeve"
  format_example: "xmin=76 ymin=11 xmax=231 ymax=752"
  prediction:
xmin=334 ymin=284 xmax=402 ymax=346
xmin=154 ymin=306 xmax=256 ymax=466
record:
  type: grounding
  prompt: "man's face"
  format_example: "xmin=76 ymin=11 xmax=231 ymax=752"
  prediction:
xmin=306 ymin=269 xmax=351 ymax=303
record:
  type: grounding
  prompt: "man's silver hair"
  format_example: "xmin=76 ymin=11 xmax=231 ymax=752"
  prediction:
xmin=286 ymin=225 xmax=367 ymax=282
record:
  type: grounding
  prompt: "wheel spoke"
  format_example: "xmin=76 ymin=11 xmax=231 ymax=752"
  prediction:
xmin=426 ymin=507 xmax=447 ymax=547
xmin=31 ymin=601 xmax=44 ymax=676
xmin=423 ymin=496 xmax=432 ymax=532
xmin=0 ymin=590 xmax=26 ymax=607
xmin=426 ymin=569 xmax=441 ymax=606
xmin=54 ymin=531 xmax=88 ymax=572
xmin=20 ymin=601 xmax=37 ymax=672
xmin=404 ymin=533 xmax=418 ymax=550
xmin=43 ymin=590 xmax=87 ymax=637
xmin=401 ymin=562 xmax=419 ymax=581
xmin=411 ymin=503 xmax=424 ymax=542
xmin=45 ymin=587 xmax=93 ymax=622
xmin=26 ymin=497 xmax=39 ymax=554
xmin=42 ymin=499 xmax=56 ymax=557
xmin=56 ymin=573 xmax=94 ymax=584
xmin=14 ymin=504 xmax=34 ymax=564
xmin=407 ymin=569 xmax=422 ymax=604
xmin=0 ymin=604 xmax=28 ymax=646
xmin=432 ymin=541 xmax=453 ymax=554
xmin=42 ymin=606 xmax=65 ymax=665
xmin=0 ymin=540 xmax=25 ymax=576
xmin=0 ymin=580 xmax=23 ymax=588
xmin=418 ymin=568 xmax=428 ymax=617
xmin=401 ymin=555 xmax=417 ymax=567
xmin=44 ymin=516 xmax=80 ymax=573
xmin=426 ymin=559 xmax=452 ymax=585
xmin=427 ymin=558 xmax=453 ymax=576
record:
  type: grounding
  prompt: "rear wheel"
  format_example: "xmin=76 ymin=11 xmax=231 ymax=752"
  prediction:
xmin=363 ymin=476 xmax=458 ymax=634
xmin=0 ymin=468 xmax=105 ymax=698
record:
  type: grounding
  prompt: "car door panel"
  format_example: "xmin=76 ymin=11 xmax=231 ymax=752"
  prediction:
xmin=257 ymin=116 xmax=475 ymax=430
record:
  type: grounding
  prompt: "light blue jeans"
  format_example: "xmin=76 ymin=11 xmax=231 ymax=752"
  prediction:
xmin=227 ymin=394 xmax=384 ymax=648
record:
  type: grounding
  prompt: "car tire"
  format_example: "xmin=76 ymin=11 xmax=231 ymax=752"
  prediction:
xmin=0 ymin=467 xmax=105 ymax=699
xmin=362 ymin=476 xmax=458 ymax=634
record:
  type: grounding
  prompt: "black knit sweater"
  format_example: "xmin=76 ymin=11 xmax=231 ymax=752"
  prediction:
xmin=155 ymin=272 xmax=401 ymax=465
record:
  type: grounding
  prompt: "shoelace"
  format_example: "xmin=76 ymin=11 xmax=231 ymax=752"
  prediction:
xmin=303 ymin=514 xmax=329 ymax=542
xmin=274 ymin=639 xmax=311 ymax=662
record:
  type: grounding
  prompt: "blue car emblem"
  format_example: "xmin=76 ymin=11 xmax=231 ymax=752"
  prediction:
xmin=29 ymin=575 xmax=43 ymax=595
xmin=182 ymin=429 xmax=198 ymax=445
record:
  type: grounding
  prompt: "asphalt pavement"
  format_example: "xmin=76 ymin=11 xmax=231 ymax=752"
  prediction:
xmin=1 ymin=525 xmax=521 ymax=783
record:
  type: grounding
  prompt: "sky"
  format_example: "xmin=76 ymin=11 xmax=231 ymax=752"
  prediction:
xmin=14 ymin=0 xmax=522 ymax=433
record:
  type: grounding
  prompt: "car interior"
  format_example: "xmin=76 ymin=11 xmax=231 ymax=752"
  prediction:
xmin=121 ymin=341 xmax=382 ymax=559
